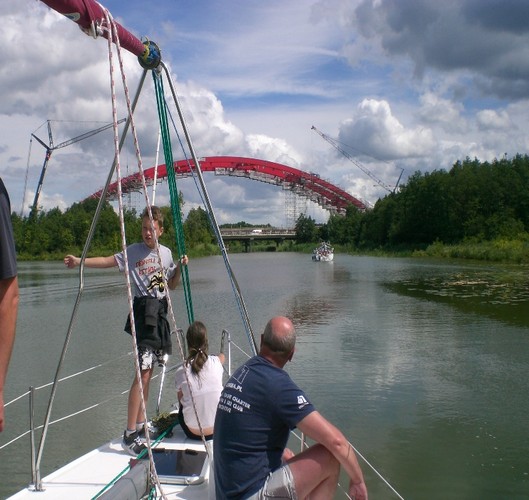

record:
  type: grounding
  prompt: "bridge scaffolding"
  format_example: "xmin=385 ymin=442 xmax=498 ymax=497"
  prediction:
xmin=284 ymin=189 xmax=308 ymax=227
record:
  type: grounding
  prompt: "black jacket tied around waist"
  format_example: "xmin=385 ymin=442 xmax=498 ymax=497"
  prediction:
xmin=124 ymin=296 xmax=172 ymax=355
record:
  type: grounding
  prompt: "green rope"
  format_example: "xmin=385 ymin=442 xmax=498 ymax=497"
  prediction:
xmin=90 ymin=422 xmax=178 ymax=499
xmin=153 ymin=71 xmax=194 ymax=324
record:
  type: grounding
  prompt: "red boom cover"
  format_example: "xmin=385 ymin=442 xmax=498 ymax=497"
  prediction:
xmin=40 ymin=0 xmax=145 ymax=56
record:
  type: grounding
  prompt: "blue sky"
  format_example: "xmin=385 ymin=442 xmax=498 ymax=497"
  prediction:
xmin=2 ymin=0 xmax=529 ymax=226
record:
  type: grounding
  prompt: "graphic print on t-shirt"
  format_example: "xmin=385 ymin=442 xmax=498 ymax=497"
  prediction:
xmin=218 ymin=366 xmax=251 ymax=414
xmin=147 ymin=270 xmax=165 ymax=293
xmin=136 ymin=255 xmax=165 ymax=293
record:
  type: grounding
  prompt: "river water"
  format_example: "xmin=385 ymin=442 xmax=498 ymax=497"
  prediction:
xmin=1 ymin=253 xmax=528 ymax=499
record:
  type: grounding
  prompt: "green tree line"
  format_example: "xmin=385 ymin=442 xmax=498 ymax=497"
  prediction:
xmin=10 ymin=155 xmax=529 ymax=261
xmin=11 ymin=196 xmax=219 ymax=260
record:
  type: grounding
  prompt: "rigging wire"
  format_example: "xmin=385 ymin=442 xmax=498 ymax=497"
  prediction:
xmin=30 ymin=69 xmax=149 ymax=491
xmin=160 ymin=61 xmax=258 ymax=356
xmin=152 ymin=129 xmax=162 ymax=204
xmin=20 ymin=135 xmax=33 ymax=216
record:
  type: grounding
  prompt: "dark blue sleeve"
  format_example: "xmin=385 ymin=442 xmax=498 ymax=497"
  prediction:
xmin=273 ymin=375 xmax=315 ymax=429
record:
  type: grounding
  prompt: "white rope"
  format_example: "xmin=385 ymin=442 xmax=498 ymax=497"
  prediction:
xmin=101 ymin=8 xmax=208 ymax=497
xmin=101 ymin=9 xmax=166 ymax=498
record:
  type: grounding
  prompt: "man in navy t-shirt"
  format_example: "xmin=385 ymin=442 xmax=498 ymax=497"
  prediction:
xmin=214 ymin=316 xmax=368 ymax=499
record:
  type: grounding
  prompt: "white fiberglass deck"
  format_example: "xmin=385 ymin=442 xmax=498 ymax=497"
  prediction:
xmin=9 ymin=426 xmax=213 ymax=500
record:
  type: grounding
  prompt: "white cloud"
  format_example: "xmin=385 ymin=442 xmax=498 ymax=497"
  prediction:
xmin=339 ymin=99 xmax=436 ymax=160
xmin=476 ymin=109 xmax=512 ymax=131
xmin=418 ymin=92 xmax=464 ymax=128
xmin=3 ymin=0 xmax=529 ymax=226
xmin=245 ymin=135 xmax=303 ymax=167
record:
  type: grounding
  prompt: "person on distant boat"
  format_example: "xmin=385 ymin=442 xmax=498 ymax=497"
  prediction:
xmin=214 ymin=316 xmax=368 ymax=500
xmin=64 ymin=206 xmax=188 ymax=456
xmin=174 ymin=320 xmax=225 ymax=440
xmin=0 ymin=178 xmax=19 ymax=433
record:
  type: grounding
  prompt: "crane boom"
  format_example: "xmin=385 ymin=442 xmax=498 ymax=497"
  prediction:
xmin=29 ymin=119 xmax=125 ymax=219
xmin=53 ymin=119 xmax=126 ymax=150
xmin=311 ymin=125 xmax=397 ymax=193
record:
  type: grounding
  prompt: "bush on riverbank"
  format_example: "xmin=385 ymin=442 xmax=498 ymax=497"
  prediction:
xmin=413 ymin=237 xmax=529 ymax=263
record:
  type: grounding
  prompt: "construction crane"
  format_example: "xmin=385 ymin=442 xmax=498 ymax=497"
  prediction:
xmin=311 ymin=125 xmax=403 ymax=194
xmin=28 ymin=119 xmax=125 ymax=219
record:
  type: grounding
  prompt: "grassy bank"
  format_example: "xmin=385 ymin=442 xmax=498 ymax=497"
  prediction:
xmin=413 ymin=237 xmax=529 ymax=263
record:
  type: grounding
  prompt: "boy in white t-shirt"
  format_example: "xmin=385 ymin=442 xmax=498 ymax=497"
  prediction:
xmin=65 ymin=206 xmax=188 ymax=455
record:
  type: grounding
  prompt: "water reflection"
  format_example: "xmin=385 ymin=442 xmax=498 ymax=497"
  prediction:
xmin=384 ymin=263 xmax=529 ymax=327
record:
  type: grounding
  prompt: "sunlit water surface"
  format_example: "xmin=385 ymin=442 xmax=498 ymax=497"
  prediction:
xmin=1 ymin=254 xmax=528 ymax=499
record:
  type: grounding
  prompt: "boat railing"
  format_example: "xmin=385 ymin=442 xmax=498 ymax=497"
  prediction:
xmin=1 ymin=351 xmax=135 ymax=451
xmin=2 ymin=328 xmax=235 ymax=476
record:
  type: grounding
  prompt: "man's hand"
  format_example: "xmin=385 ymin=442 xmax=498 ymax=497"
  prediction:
xmin=349 ymin=480 xmax=368 ymax=500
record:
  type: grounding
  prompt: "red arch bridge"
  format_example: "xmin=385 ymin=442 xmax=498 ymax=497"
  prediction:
xmin=90 ymin=156 xmax=367 ymax=214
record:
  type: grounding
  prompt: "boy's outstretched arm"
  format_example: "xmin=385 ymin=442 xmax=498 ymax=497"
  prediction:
xmin=64 ymin=254 xmax=117 ymax=268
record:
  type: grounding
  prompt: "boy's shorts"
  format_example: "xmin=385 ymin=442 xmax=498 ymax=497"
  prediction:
xmin=137 ymin=345 xmax=165 ymax=370
xmin=246 ymin=465 xmax=297 ymax=500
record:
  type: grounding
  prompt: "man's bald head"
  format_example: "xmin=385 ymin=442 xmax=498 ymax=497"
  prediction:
xmin=260 ymin=316 xmax=296 ymax=365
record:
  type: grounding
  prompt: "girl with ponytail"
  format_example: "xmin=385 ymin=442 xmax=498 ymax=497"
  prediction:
xmin=175 ymin=321 xmax=225 ymax=440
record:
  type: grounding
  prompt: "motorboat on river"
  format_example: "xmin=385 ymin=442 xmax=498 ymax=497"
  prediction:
xmin=312 ymin=241 xmax=334 ymax=262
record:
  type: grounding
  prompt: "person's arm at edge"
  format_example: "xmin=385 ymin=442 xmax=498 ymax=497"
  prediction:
xmin=217 ymin=330 xmax=227 ymax=365
xmin=296 ymin=411 xmax=368 ymax=500
xmin=64 ymin=255 xmax=117 ymax=269
xmin=0 ymin=276 xmax=19 ymax=432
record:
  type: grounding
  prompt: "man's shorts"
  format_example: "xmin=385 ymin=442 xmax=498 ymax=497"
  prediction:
xmin=137 ymin=345 xmax=165 ymax=370
xmin=246 ymin=465 xmax=297 ymax=500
